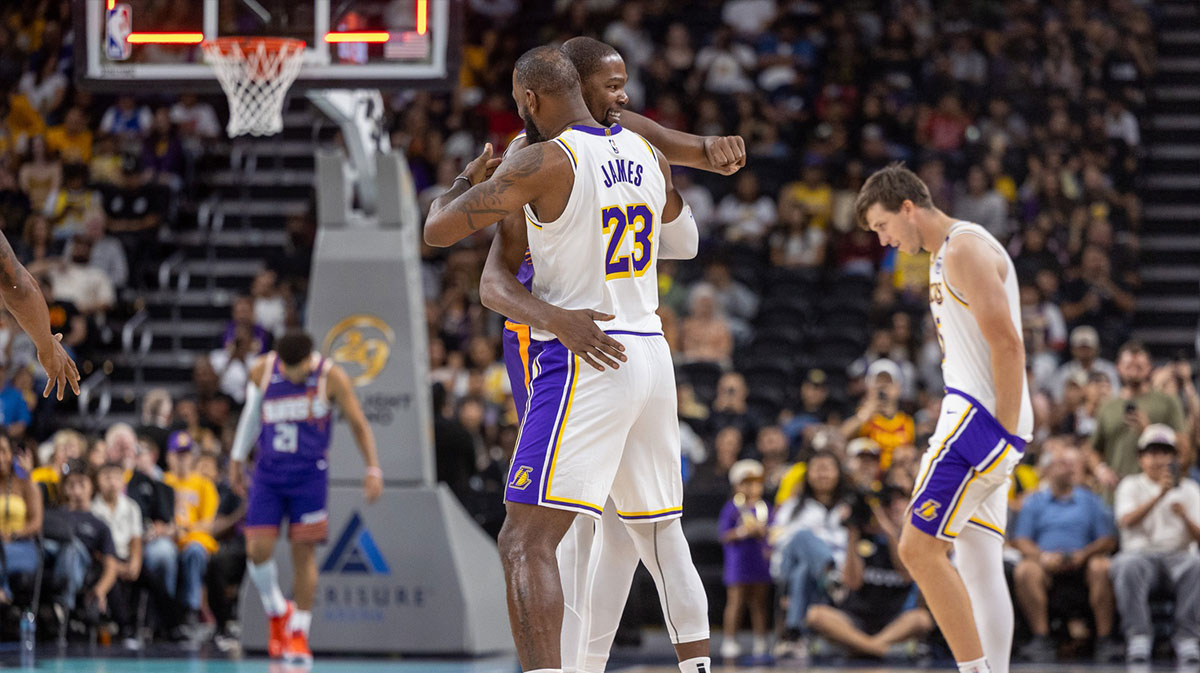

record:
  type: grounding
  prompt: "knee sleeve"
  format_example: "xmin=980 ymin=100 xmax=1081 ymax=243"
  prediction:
xmin=622 ymin=518 xmax=710 ymax=645
xmin=954 ymin=526 xmax=1012 ymax=673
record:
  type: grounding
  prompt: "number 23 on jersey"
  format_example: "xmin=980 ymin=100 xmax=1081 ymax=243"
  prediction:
xmin=602 ymin=203 xmax=654 ymax=280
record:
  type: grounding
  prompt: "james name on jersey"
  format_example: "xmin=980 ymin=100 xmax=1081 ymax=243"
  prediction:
xmin=601 ymin=157 xmax=644 ymax=188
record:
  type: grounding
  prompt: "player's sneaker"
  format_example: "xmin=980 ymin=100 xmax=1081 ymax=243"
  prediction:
xmin=268 ymin=601 xmax=294 ymax=658
xmin=284 ymin=630 xmax=313 ymax=665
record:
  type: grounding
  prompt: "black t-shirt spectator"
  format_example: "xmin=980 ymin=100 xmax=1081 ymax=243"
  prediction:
xmin=47 ymin=299 xmax=80 ymax=334
xmin=63 ymin=509 xmax=117 ymax=558
xmin=214 ymin=481 xmax=244 ymax=542
xmin=127 ymin=470 xmax=175 ymax=525
xmin=839 ymin=531 xmax=915 ymax=632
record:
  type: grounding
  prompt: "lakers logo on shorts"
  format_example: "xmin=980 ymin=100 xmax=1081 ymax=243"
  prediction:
xmin=509 ymin=466 xmax=534 ymax=491
xmin=915 ymin=499 xmax=941 ymax=522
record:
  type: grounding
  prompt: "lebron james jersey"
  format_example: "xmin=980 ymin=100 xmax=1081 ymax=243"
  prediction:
xmin=929 ymin=221 xmax=1034 ymax=440
xmin=524 ymin=124 xmax=667 ymax=342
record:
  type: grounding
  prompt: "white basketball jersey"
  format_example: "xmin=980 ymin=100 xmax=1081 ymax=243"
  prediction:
xmin=525 ymin=124 xmax=667 ymax=341
xmin=929 ymin=221 xmax=1034 ymax=439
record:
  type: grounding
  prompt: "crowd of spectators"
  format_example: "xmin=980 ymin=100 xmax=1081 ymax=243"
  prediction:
xmin=2 ymin=0 xmax=1196 ymax=668
xmin=414 ymin=0 xmax=1198 ymax=666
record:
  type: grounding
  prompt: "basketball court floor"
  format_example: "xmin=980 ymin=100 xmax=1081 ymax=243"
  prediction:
xmin=0 ymin=646 xmax=1179 ymax=673
xmin=0 ymin=657 xmax=1176 ymax=673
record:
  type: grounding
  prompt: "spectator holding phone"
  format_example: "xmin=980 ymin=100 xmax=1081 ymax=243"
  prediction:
xmin=841 ymin=360 xmax=914 ymax=469
xmin=1110 ymin=425 xmax=1200 ymax=665
xmin=1090 ymin=342 xmax=1187 ymax=490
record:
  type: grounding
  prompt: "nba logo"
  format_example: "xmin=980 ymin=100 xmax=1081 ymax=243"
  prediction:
xmin=106 ymin=4 xmax=132 ymax=61
xmin=609 ymin=138 xmax=620 ymax=153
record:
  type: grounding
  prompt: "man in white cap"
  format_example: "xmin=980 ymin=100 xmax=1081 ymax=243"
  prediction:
xmin=841 ymin=359 xmax=914 ymax=470
xmin=1110 ymin=424 xmax=1200 ymax=665
xmin=1049 ymin=326 xmax=1119 ymax=403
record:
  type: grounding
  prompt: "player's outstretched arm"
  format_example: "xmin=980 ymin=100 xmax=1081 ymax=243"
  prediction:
xmin=0 ymin=233 xmax=79 ymax=399
xmin=327 ymin=364 xmax=383 ymax=503
xmin=425 ymin=143 xmax=570 ymax=247
xmin=621 ymin=109 xmax=746 ymax=175
xmin=944 ymin=235 xmax=1025 ymax=435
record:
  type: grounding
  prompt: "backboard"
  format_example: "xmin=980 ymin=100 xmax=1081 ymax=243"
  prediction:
xmin=75 ymin=0 xmax=462 ymax=92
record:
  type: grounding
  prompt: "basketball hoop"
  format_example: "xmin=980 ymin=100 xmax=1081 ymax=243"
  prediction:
xmin=203 ymin=37 xmax=306 ymax=137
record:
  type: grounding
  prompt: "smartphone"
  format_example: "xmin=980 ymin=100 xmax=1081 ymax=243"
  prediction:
xmin=1125 ymin=401 xmax=1137 ymax=415
xmin=1170 ymin=460 xmax=1182 ymax=487
xmin=877 ymin=389 xmax=888 ymax=403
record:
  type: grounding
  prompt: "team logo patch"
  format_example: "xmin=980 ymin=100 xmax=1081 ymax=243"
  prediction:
xmin=915 ymin=499 xmax=941 ymax=522
xmin=323 ymin=314 xmax=395 ymax=387
xmin=509 ymin=466 xmax=534 ymax=490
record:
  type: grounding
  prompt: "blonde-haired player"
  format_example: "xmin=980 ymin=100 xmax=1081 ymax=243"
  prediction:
xmin=857 ymin=163 xmax=1033 ymax=673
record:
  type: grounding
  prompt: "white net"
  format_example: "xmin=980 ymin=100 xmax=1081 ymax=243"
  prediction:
xmin=202 ymin=38 xmax=307 ymax=137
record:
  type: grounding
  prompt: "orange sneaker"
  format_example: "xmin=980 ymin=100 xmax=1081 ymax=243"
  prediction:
xmin=267 ymin=601 xmax=294 ymax=658
xmin=283 ymin=630 xmax=313 ymax=665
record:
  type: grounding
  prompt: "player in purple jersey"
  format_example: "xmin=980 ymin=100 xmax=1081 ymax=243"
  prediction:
xmin=479 ymin=38 xmax=745 ymax=673
xmin=228 ymin=330 xmax=382 ymax=665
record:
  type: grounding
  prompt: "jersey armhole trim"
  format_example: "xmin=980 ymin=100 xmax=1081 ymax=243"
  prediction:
xmin=552 ymin=137 xmax=578 ymax=170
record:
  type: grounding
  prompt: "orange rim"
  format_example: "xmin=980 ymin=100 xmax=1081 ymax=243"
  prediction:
xmin=202 ymin=36 xmax=306 ymax=58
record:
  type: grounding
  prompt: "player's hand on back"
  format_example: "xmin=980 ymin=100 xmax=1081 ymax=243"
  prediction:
xmin=463 ymin=143 xmax=504 ymax=186
xmin=703 ymin=135 xmax=747 ymax=175
xmin=546 ymin=307 xmax=627 ymax=372
xmin=38 ymin=333 xmax=80 ymax=400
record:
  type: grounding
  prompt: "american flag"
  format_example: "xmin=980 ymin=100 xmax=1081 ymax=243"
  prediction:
xmin=384 ymin=31 xmax=429 ymax=60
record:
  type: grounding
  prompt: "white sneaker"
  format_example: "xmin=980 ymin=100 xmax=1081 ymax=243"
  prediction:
xmin=1176 ymin=637 xmax=1200 ymax=666
xmin=752 ymin=636 xmax=768 ymax=657
xmin=720 ymin=638 xmax=742 ymax=659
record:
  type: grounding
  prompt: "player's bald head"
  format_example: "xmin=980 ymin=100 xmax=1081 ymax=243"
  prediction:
xmin=514 ymin=45 xmax=580 ymax=97
xmin=561 ymin=37 xmax=621 ymax=81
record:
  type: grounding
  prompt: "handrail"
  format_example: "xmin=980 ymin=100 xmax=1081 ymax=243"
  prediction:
xmin=76 ymin=370 xmax=112 ymax=423
xmin=157 ymin=250 xmax=186 ymax=289
xmin=121 ymin=308 xmax=150 ymax=355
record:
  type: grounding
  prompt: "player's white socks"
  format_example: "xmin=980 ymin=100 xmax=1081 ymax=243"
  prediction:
xmin=954 ymin=526 xmax=1013 ymax=673
xmin=957 ymin=657 xmax=990 ymax=673
xmin=247 ymin=559 xmax=288 ymax=617
xmin=678 ymin=656 xmax=712 ymax=673
xmin=288 ymin=609 xmax=312 ymax=636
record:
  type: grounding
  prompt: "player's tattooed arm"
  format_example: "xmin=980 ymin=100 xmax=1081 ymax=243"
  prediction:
xmin=0 ymin=232 xmax=79 ymax=399
xmin=425 ymin=143 xmax=568 ymax=247
xmin=620 ymin=109 xmax=746 ymax=176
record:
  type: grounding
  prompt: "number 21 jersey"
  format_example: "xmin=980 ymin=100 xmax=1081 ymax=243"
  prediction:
xmin=255 ymin=352 xmax=335 ymax=480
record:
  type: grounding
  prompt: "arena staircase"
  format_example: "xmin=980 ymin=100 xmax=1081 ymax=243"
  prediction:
xmin=70 ymin=101 xmax=326 ymax=431
xmin=1131 ymin=0 xmax=1200 ymax=358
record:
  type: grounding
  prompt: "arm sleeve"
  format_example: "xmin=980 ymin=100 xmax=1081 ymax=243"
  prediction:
xmin=230 ymin=381 xmax=264 ymax=461
xmin=658 ymin=203 xmax=698 ymax=260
